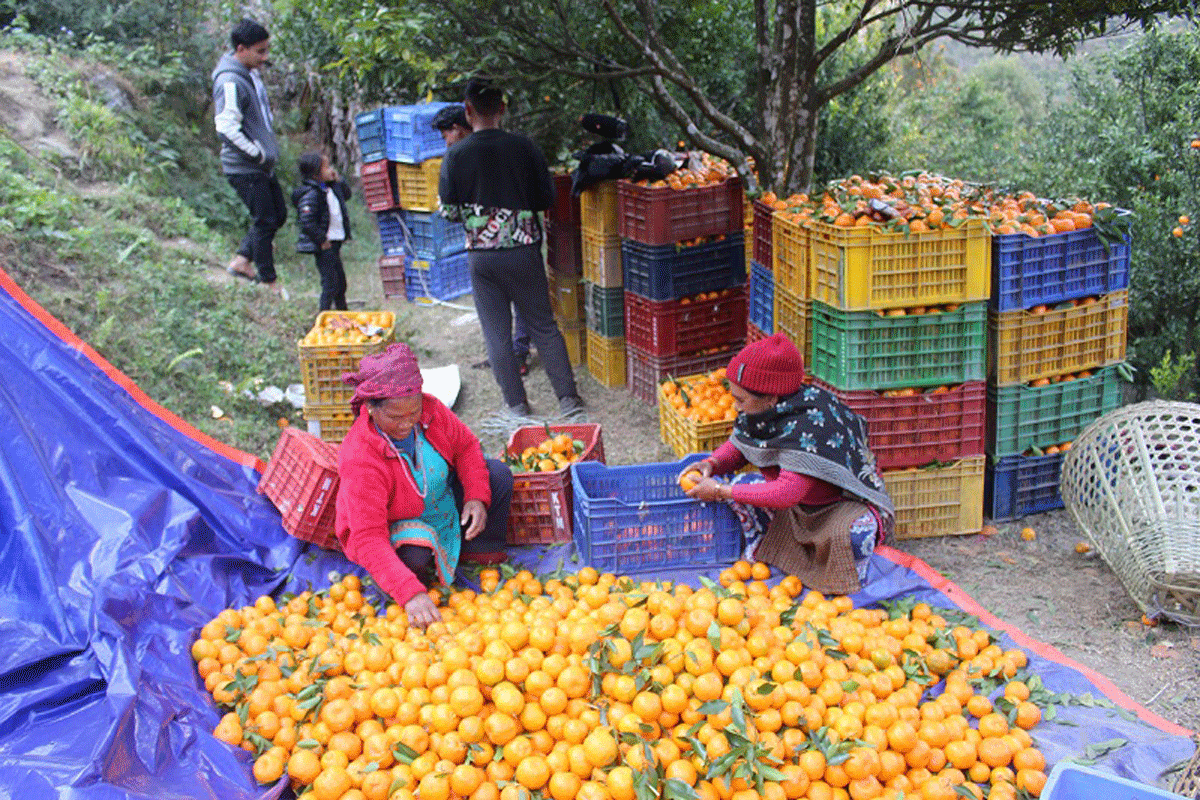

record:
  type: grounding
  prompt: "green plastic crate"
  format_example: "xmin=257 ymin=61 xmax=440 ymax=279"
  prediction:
xmin=584 ymin=281 xmax=625 ymax=337
xmin=988 ymin=365 xmax=1124 ymax=457
xmin=809 ymin=301 xmax=986 ymax=391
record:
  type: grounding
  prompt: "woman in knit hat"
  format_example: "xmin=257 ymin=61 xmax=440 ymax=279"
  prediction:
xmin=335 ymin=343 xmax=512 ymax=628
xmin=682 ymin=333 xmax=894 ymax=594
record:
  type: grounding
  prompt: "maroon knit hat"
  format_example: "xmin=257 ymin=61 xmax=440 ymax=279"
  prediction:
xmin=726 ymin=333 xmax=806 ymax=395
xmin=342 ymin=343 xmax=423 ymax=415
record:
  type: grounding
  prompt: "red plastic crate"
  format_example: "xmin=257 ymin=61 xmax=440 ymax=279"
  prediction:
xmin=549 ymin=173 xmax=580 ymax=227
xmin=378 ymin=255 xmax=405 ymax=299
xmin=747 ymin=322 xmax=767 ymax=343
xmin=753 ymin=200 xmax=774 ymax=269
xmin=504 ymin=424 xmax=605 ymax=545
xmin=546 ymin=220 xmax=582 ymax=275
xmin=258 ymin=427 xmax=341 ymax=549
xmin=360 ymin=160 xmax=398 ymax=211
xmin=809 ymin=378 xmax=986 ymax=471
xmin=624 ymin=287 xmax=748 ymax=357
xmin=617 ymin=176 xmax=744 ymax=245
xmin=625 ymin=345 xmax=742 ymax=404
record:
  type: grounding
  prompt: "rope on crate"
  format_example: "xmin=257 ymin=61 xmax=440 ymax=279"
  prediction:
xmin=478 ymin=406 xmax=589 ymax=438
xmin=398 ymin=213 xmax=475 ymax=313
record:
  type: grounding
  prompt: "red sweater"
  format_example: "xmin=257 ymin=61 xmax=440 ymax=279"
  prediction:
xmin=707 ymin=441 xmax=841 ymax=509
xmin=335 ymin=394 xmax=491 ymax=605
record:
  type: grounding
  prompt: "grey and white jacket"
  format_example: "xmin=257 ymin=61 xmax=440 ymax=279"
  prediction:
xmin=211 ymin=52 xmax=279 ymax=175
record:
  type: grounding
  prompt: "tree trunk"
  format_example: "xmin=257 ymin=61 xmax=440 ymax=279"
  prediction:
xmin=785 ymin=105 xmax=819 ymax=194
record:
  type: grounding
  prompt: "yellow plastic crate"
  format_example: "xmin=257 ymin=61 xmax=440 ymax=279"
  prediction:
xmin=303 ymin=405 xmax=356 ymax=445
xmin=582 ymin=228 xmax=623 ymax=287
xmin=586 ymin=330 xmax=626 ymax=388
xmin=883 ymin=456 xmax=985 ymax=539
xmin=773 ymin=287 xmax=810 ymax=362
xmin=580 ymin=182 xmax=621 ymax=239
xmin=298 ymin=311 xmax=396 ymax=406
xmin=548 ymin=270 xmax=585 ymax=323
xmin=809 ymin=218 xmax=990 ymax=311
xmin=657 ymin=376 xmax=735 ymax=459
xmin=771 ymin=214 xmax=810 ymax=297
xmin=989 ymin=291 xmax=1128 ymax=386
xmin=560 ymin=320 xmax=586 ymax=366
xmin=396 ymin=158 xmax=441 ymax=212
xmin=743 ymin=225 xmax=753 ymax=269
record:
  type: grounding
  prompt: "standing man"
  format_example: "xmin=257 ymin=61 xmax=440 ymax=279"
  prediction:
xmin=438 ymin=79 xmax=583 ymax=417
xmin=432 ymin=103 xmax=532 ymax=377
xmin=213 ymin=18 xmax=286 ymax=294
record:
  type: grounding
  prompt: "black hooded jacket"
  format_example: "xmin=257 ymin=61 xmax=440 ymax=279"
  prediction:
xmin=292 ymin=178 xmax=352 ymax=253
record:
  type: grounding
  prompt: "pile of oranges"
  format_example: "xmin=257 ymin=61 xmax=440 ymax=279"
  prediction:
xmin=660 ymin=368 xmax=737 ymax=424
xmin=194 ymin=560 xmax=1054 ymax=800
xmin=760 ymin=173 xmax=1118 ymax=239
xmin=505 ymin=432 xmax=587 ymax=474
xmin=302 ymin=312 xmax=395 ymax=347
xmin=637 ymin=153 xmax=738 ymax=191
xmin=678 ymin=287 xmax=739 ymax=305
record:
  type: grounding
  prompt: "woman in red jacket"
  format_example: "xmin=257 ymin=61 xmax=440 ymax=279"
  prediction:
xmin=335 ymin=344 xmax=511 ymax=628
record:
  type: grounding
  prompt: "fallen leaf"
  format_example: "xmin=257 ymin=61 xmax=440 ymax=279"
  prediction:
xmin=210 ymin=405 xmax=224 ymax=419
xmin=1149 ymin=643 xmax=1175 ymax=659
xmin=1122 ymin=621 xmax=1144 ymax=636
xmin=980 ymin=525 xmax=999 ymax=537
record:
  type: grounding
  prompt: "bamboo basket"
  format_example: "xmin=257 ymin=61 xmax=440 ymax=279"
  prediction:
xmin=1060 ymin=401 xmax=1200 ymax=626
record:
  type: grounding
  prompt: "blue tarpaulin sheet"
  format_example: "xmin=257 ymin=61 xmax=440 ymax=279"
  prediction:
xmin=0 ymin=269 xmax=1193 ymax=799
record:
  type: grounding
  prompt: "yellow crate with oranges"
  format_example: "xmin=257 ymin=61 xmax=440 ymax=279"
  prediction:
xmin=657 ymin=369 xmax=737 ymax=458
xmin=298 ymin=311 xmax=396 ymax=407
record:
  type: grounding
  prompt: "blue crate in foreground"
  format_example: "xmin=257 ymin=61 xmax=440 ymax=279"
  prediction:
xmin=403 ymin=252 xmax=471 ymax=303
xmin=1042 ymin=761 xmax=1188 ymax=800
xmin=571 ymin=456 xmax=743 ymax=574
xmin=384 ymin=103 xmax=453 ymax=163
xmin=377 ymin=210 xmax=466 ymax=259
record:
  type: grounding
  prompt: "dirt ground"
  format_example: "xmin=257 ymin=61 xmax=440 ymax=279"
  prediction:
xmin=392 ymin=296 xmax=1200 ymax=735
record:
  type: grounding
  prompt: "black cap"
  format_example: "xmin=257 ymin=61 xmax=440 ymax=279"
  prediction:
xmin=431 ymin=104 xmax=469 ymax=131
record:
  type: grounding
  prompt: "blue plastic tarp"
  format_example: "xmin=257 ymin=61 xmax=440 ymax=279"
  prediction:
xmin=0 ymin=269 xmax=1193 ymax=799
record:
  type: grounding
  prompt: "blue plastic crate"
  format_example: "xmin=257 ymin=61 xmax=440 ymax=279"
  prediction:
xmin=622 ymin=233 xmax=746 ymax=301
xmin=1042 ymin=761 xmax=1188 ymax=800
xmin=571 ymin=456 xmax=743 ymax=574
xmin=991 ymin=211 xmax=1132 ymax=311
xmin=749 ymin=259 xmax=774 ymax=333
xmin=354 ymin=109 xmax=387 ymax=163
xmin=986 ymin=452 xmax=1064 ymax=521
xmin=384 ymin=102 xmax=452 ymax=163
xmin=377 ymin=210 xmax=466 ymax=259
xmin=403 ymin=251 xmax=471 ymax=303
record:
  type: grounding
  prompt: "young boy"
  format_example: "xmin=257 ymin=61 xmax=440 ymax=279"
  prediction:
xmin=293 ymin=152 xmax=352 ymax=311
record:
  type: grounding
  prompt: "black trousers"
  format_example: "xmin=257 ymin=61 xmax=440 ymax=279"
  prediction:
xmin=314 ymin=241 xmax=347 ymax=311
xmin=227 ymin=172 xmax=287 ymax=283
xmin=397 ymin=458 xmax=513 ymax=575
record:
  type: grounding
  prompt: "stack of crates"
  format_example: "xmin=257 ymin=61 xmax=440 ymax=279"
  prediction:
xmin=547 ymin=173 xmax=586 ymax=367
xmin=298 ymin=311 xmax=397 ymax=444
xmin=985 ymin=216 xmax=1131 ymax=520
xmin=354 ymin=103 xmax=470 ymax=303
xmin=747 ymin=198 xmax=776 ymax=343
xmin=580 ymin=181 xmax=626 ymax=386
xmin=619 ymin=175 xmax=748 ymax=404
xmin=796 ymin=217 xmax=993 ymax=539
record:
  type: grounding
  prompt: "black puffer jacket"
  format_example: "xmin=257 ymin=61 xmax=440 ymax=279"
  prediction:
xmin=292 ymin=178 xmax=352 ymax=253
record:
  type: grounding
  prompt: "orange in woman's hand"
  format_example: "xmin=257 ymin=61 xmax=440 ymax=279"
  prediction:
xmin=678 ymin=470 xmax=702 ymax=491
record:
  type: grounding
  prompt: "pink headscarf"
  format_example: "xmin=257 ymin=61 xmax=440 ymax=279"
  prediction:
xmin=342 ymin=343 xmax=423 ymax=416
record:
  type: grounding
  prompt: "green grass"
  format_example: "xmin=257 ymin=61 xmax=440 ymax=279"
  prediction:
xmin=0 ymin=37 xmax=400 ymax=460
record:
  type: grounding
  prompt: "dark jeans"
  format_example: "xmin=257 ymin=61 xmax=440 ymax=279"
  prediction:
xmin=314 ymin=241 xmax=348 ymax=311
xmin=469 ymin=245 xmax=579 ymax=409
xmin=227 ymin=172 xmax=287 ymax=284
xmin=397 ymin=458 xmax=513 ymax=574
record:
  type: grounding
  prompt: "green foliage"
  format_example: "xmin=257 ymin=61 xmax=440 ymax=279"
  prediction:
xmin=1149 ymin=349 xmax=1197 ymax=401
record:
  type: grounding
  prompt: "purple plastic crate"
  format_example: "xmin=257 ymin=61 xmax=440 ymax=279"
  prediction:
xmin=749 ymin=259 xmax=774 ymax=334
xmin=991 ymin=211 xmax=1131 ymax=311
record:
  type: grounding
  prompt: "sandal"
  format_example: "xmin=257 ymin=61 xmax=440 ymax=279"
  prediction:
xmin=226 ymin=266 xmax=257 ymax=282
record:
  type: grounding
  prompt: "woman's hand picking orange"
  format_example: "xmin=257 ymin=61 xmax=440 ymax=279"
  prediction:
xmin=687 ymin=477 xmax=730 ymax=503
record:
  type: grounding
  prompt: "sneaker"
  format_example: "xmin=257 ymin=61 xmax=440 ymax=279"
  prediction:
xmin=559 ymin=395 xmax=586 ymax=418
xmin=516 ymin=353 xmax=529 ymax=376
xmin=509 ymin=402 xmax=534 ymax=417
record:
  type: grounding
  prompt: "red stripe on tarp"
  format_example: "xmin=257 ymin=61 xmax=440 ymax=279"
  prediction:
xmin=877 ymin=544 xmax=1193 ymax=737
xmin=0 ymin=267 xmax=266 ymax=472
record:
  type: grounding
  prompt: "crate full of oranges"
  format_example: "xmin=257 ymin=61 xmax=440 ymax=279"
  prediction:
xmin=502 ymin=424 xmax=605 ymax=546
xmin=658 ymin=368 xmax=737 ymax=458
xmin=618 ymin=153 xmax=744 ymax=246
xmin=298 ymin=311 xmax=396 ymax=407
